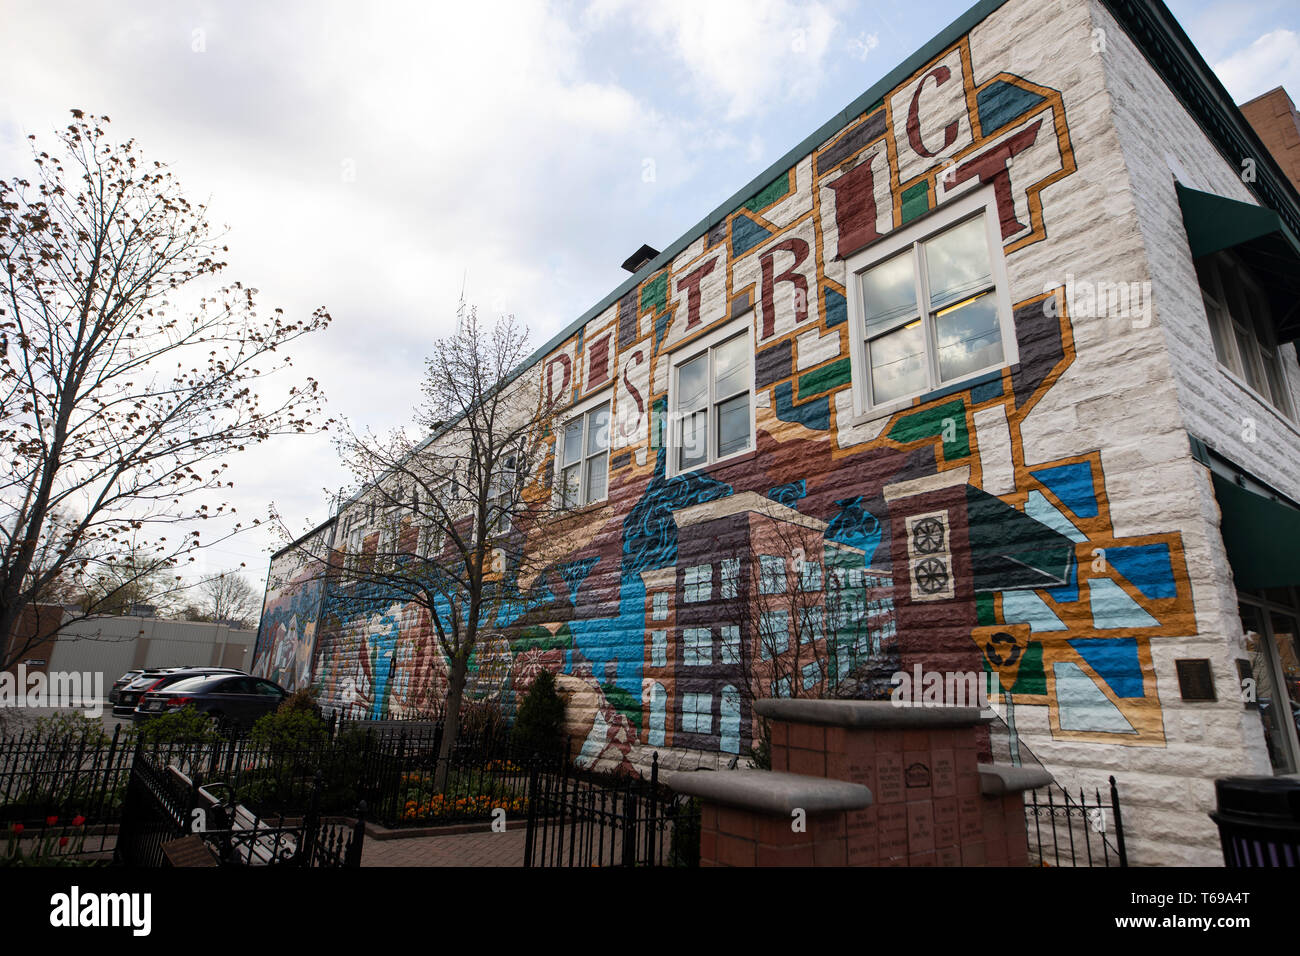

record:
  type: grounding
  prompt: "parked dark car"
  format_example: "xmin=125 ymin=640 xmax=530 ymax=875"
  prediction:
xmin=112 ymin=666 xmax=245 ymax=717
xmin=108 ymin=670 xmax=144 ymax=705
xmin=133 ymin=674 xmax=288 ymax=730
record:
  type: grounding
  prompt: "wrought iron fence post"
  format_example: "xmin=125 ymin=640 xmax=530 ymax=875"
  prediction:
xmin=523 ymin=754 xmax=540 ymax=868
xmin=347 ymin=799 xmax=367 ymax=868
xmin=300 ymin=771 xmax=324 ymax=867
xmin=1110 ymin=776 xmax=1128 ymax=868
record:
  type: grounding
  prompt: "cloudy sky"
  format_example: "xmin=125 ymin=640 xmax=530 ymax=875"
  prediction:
xmin=2 ymin=0 xmax=1297 ymax=597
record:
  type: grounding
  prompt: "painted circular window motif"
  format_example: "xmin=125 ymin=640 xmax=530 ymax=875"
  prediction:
xmin=914 ymin=557 xmax=950 ymax=595
xmin=911 ymin=516 xmax=946 ymax=554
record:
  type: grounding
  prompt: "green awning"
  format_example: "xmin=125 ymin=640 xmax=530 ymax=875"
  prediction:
xmin=1176 ymin=183 xmax=1300 ymax=343
xmin=1212 ymin=473 xmax=1300 ymax=590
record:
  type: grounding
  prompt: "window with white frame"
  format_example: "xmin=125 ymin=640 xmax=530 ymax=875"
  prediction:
xmin=847 ymin=189 xmax=1016 ymax=414
xmin=1196 ymin=252 xmax=1293 ymax=417
xmin=668 ymin=319 xmax=753 ymax=474
xmin=557 ymin=399 xmax=611 ymax=508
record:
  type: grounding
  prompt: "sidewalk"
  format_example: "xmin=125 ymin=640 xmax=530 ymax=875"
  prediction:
xmin=361 ymin=827 xmax=526 ymax=866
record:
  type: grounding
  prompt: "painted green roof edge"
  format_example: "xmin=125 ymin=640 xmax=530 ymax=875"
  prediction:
xmin=1099 ymin=0 xmax=1300 ymax=239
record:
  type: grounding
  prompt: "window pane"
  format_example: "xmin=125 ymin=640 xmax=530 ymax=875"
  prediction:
xmin=586 ymin=404 xmax=610 ymax=455
xmin=1235 ymin=326 xmax=1268 ymax=394
xmin=679 ymin=409 xmax=708 ymax=470
xmin=584 ymin=453 xmax=607 ymax=503
xmin=1264 ymin=355 xmax=1290 ymax=412
xmin=925 ymin=215 xmax=992 ymax=309
xmin=678 ymin=354 xmax=708 ymax=411
xmin=560 ymin=463 xmax=580 ymax=508
xmin=1203 ymin=294 xmax=1237 ymax=370
xmin=860 ymin=249 xmax=918 ymax=336
xmin=562 ymin=419 xmax=583 ymax=466
xmin=713 ymin=335 xmax=749 ymax=398
xmin=934 ymin=290 xmax=1003 ymax=382
xmin=716 ymin=393 xmax=750 ymax=458
xmin=868 ymin=320 xmax=926 ymax=404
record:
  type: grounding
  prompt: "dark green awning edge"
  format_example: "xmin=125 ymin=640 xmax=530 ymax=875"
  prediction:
xmin=1212 ymin=472 xmax=1300 ymax=590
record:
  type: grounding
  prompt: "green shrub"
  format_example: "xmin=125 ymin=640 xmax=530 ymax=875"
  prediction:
xmin=137 ymin=706 xmax=222 ymax=745
xmin=31 ymin=712 xmax=124 ymax=747
xmin=511 ymin=670 xmax=564 ymax=755
xmin=249 ymin=706 xmax=328 ymax=750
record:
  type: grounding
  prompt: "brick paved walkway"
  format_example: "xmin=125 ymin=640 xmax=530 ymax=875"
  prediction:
xmin=361 ymin=827 xmax=526 ymax=867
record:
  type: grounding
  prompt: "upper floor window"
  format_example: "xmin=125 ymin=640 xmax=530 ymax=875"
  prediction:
xmin=668 ymin=317 xmax=753 ymax=475
xmin=557 ymin=398 xmax=610 ymax=508
xmin=847 ymin=188 xmax=1016 ymax=415
xmin=1196 ymin=252 xmax=1294 ymax=418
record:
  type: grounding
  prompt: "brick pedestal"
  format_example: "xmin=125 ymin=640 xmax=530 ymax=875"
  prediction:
xmin=667 ymin=700 xmax=1049 ymax=867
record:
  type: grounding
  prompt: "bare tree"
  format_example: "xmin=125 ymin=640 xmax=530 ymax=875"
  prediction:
xmin=715 ymin=499 xmax=888 ymax=763
xmin=0 ymin=111 xmax=330 ymax=669
xmin=276 ymin=304 xmax=554 ymax=786
xmin=191 ymin=570 xmax=262 ymax=628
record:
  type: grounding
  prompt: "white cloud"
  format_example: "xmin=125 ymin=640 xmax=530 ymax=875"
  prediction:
xmin=582 ymin=0 xmax=844 ymax=121
xmin=1213 ymin=29 xmax=1300 ymax=103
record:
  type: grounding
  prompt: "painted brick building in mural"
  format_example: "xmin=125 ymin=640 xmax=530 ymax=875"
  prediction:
xmin=255 ymin=0 xmax=1300 ymax=865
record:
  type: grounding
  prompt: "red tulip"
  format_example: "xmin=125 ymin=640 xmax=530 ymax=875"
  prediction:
xmin=12 ymin=824 xmax=23 ymax=834
xmin=72 ymin=815 xmax=85 ymax=827
xmin=46 ymin=815 xmax=58 ymax=826
xmin=59 ymin=836 xmax=69 ymax=848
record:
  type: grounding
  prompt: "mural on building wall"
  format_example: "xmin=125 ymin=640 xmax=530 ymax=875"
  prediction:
xmin=252 ymin=522 xmax=335 ymax=694
xmin=258 ymin=29 xmax=1198 ymax=770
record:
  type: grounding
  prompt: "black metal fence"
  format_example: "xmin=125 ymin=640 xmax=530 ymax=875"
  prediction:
xmin=114 ymin=746 xmax=364 ymax=867
xmin=1025 ymin=775 xmax=1127 ymax=867
xmin=523 ymin=753 xmax=700 ymax=867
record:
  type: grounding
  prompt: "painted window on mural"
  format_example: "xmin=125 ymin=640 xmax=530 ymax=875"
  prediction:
xmin=651 ymin=630 xmax=667 ymax=667
xmin=802 ymin=660 xmax=823 ymax=690
xmin=651 ymin=591 xmax=668 ymax=620
xmin=1196 ymin=252 xmax=1294 ymax=418
xmin=670 ymin=324 xmax=753 ymax=474
xmin=649 ymin=682 xmax=666 ymax=746
xmin=798 ymin=606 xmax=822 ymax=644
xmin=683 ymin=564 xmax=712 ymax=603
xmin=771 ymin=677 xmax=792 ymax=698
xmin=759 ymin=555 xmax=787 ymax=594
xmin=720 ymin=686 xmax=741 ymax=754
xmin=720 ymin=625 xmax=741 ymax=664
xmin=683 ymin=627 xmax=712 ymax=665
xmin=720 ymin=558 xmax=740 ymax=599
xmin=558 ymin=400 xmax=611 ymax=508
xmin=847 ymin=191 xmax=1015 ymax=413
xmin=800 ymin=559 xmax=823 ymax=591
xmin=759 ymin=610 xmax=789 ymax=659
xmin=682 ymin=692 xmax=713 ymax=734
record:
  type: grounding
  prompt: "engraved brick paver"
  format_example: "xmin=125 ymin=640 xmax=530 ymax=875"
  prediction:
xmin=361 ymin=828 xmax=526 ymax=867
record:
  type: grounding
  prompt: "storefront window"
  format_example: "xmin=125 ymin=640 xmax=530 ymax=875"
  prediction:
xmin=1240 ymin=595 xmax=1300 ymax=774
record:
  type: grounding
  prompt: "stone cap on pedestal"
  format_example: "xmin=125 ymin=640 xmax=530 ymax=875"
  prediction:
xmin=754 ymin=698 xmax=991 ymax=728
xmin=662 ymin=769 xmax=873 ymax=816
xmin=977 ymin=765 xmax=1053 ymax=795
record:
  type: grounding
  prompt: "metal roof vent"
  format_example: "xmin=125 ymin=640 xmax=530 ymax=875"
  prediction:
xmin=621 ymin=244 xmax=660 ymax=274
